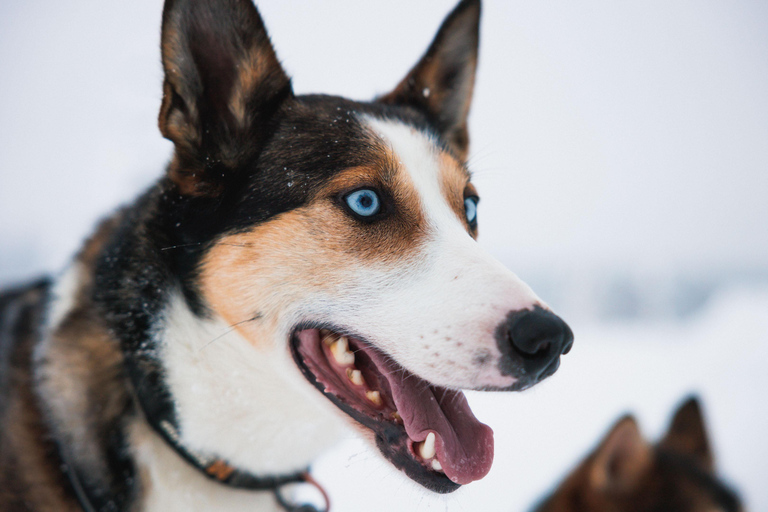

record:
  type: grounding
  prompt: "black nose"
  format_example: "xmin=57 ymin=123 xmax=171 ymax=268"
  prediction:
xmin=496 ymin=306 xmax=573 ymax=381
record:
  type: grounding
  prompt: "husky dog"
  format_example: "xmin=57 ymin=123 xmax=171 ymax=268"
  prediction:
xmin=532 ymin=398 xmax=743 ymax=512
xmin=0 ymin=0 xmax=573 ymax=510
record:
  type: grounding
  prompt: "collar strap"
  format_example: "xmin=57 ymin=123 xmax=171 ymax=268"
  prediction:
xmin=155 ymin=419 xmax=307 ymax=489
xmin=154 ymin=420 xmax=329 ymax=511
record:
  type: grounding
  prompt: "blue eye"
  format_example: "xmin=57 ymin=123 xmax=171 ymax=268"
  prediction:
xmin=464 ymin=197 xmax=478 ymax=225
xmin=345 ymin=189 xmax=381 ymax=218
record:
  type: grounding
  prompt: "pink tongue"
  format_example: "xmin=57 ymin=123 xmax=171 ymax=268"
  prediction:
xmin=364 ymin=345 xmax=494 ymax=485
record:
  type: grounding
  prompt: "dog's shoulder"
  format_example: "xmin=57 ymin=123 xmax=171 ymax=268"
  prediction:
xmin=0 ymin=211 xmax=133 ymax=512
xmin=0 ymin=279 xmax=81 ymax=511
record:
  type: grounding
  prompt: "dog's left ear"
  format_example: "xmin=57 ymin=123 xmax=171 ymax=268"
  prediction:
xmin=378 ymin=0 xmax=480 ymax=161
xmin=159 ymin=0 xmax=292 ymax=196
xmin=589 ymin=415 xmax=652 ymax=494
xmin=659 ymin=396 xmax=714 ymax=472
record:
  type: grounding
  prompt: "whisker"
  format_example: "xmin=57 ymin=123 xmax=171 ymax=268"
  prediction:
xmin=198 ymin=314 xmax=262 ymax=351
xmin=160 ymin=242 xmax=252 ymax=251
xmin=160 ymin=242 xmax=204 ymax=251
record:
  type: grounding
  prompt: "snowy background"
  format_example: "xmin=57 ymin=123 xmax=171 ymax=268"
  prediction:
xmin=1 ymin=0 xmax=766 ymax=510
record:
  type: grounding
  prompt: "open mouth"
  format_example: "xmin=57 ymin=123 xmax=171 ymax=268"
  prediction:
xmin=291 ymin=327 xmax=494 ymax=493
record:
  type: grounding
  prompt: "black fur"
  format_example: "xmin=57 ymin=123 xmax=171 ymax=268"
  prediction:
xmin=654 ymin=449 xmax=741 ymax=512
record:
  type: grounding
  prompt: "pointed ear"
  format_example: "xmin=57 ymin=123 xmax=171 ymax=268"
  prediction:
xmin=378 ymin=0 xmax=480 ymax=161
xmin=159 ymin=0 xmax=292 ymax=195
xmin=660 ymin=396 xmax=714 ymax=472
xmin=589 ymin=416 xmax=652 ymax=493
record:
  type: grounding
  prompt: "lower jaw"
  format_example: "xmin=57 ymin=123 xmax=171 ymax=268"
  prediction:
xmin=289 ymin=328 xmax=461 ymax=493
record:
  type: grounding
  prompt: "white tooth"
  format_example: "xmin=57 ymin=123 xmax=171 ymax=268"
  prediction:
xmin=365 ymin=390 xmax=382 ymax=406
xmin=419 ymin=432 xmax=436 ymax=460
xmin=331 ymin=337 xmax=355 ymax=365
xmin=431 ymin=459 xmax=443 ymax=472
xmin=336 ymin=350 xmax=355 ymax=365
xmin=347 ymin=368 xmax=364 ymax=386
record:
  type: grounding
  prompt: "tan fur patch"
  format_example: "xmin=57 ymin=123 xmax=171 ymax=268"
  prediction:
xmin=229 ymin=46 xmax=279 ymax=128
xmin=158 ymin=19 xmax=201 ymax=151
xmin=199 ymin=160 xmax=428 ymax=346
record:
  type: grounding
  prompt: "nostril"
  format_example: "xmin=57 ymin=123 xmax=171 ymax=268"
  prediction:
xmin=508 ymin=310 xmax=561 ymax=357
xmin=515 ymin=339 xmax=552 ymax=359
xmin=496 ymin=306 xmax=574 ymax=380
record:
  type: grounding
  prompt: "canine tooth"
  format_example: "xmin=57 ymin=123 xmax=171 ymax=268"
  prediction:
xmin=341 ymin=352 xmax=355 ymax=365
xmin=419 ymin=432 xmax=436 ymax=460
xmin=431 ymin=459 xmax=443 ymax=472
xmin=330 ymin=337 xmax=354 ymax=365
xmin=347 ymin=368 xmax=364 ymax=386
xmin=365 ymin=390 xmax=382 ymax=406
xmin=334 ymin=350 xmax=355 ymax=366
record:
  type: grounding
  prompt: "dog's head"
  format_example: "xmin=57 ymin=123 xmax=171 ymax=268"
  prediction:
xmin=532 ymin=398 xmax=743 ymax=512
xmin=156 ymin=0 xmax=572 ymax=492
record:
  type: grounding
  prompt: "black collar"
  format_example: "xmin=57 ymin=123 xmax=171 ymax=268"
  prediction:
xmin=155 ymin=418 xmax=329 ymax=511
xmin=154 ymin=417 xmax=308 ymax=490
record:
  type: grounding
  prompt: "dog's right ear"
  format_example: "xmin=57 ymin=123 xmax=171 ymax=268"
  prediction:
xmin=588 ymin=415 xmax=652 ymax=494
xmin=378 ymin=0 xmax=480 ymax=162
xmin=659 ymin=396 xmax=714 ymax=472
xmin=159 ymin=0 xmax=292 ymax=196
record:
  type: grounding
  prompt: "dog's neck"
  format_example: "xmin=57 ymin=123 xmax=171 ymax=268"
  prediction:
xmin=129 ymin=294 xmax=345 ymax=511
xmin=147 ymin=293 xmax=346 ymax=477
xmin=35 ymin=235 xmax=345 ymax=511
xmin=128 ymin=418 xmax=292 ymax=512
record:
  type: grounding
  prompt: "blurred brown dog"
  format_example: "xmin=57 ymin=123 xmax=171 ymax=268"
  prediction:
xmin=532 ymin=397 xmax=743 ymax=512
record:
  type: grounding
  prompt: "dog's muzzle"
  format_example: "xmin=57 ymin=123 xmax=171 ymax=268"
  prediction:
xmin=495 ymin=306 xmax=574 ymax=388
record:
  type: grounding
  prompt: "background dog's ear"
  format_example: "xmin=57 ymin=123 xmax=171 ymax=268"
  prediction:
xmin=659 ymin=396 xmax=714 ymax=472
xmin=588 ymin=415 xmax=652 ymax=494
xmin=377 ymin=0 xmax=480 ymax=161
xmin=159 ymin=0 xmax=292 ymax=195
